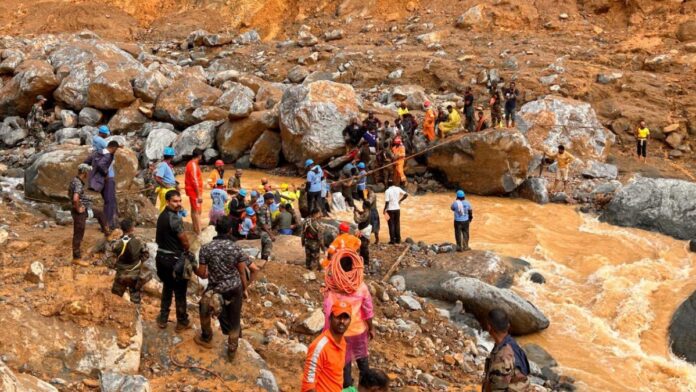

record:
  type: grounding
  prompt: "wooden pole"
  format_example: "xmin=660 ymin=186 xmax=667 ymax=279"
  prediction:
xmin=381 ymin=246 xmax=410 ymax=283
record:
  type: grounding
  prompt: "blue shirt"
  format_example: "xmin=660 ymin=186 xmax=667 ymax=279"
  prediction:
xmin=362 ymin=131 xmax=377 ymax=147
xmin=211 ymin=189 xmax=228 ymax=212
xmin=307 ymin=166 xmax=323 ymax=193
xmin=451 ymin=199 xmax=472 ymax=222
xmin=92 ymin=136 xmax=107 ymax=151
xmin=239 ymin=217 xmax=254 ymax=236
xmin=357 ymin=170 xmax=367 ymax=190
xmin=156 ymin=162 xmax=176 ymax=187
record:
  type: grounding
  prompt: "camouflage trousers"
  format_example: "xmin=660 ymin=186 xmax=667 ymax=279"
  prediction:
xmin=305 ymin=241 xmax=322 ymax=270
xmin=112 ymin=263 xmax=152 ymax=304
xmin=260 ymin=232 xmax=273 ymax=260
xmin=491 ymin=105 xmax=502 ymax=128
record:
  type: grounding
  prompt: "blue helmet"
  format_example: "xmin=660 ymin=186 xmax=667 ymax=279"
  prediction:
xmin=98 ymin=125 xmax=110 ymax=135
xmin=245 ymin=207 xmax=255 ymax=216
xmin=456 ymin=190 xmax=465 ymax=198
xmin=216 ymin=179 xmax=224 ymax=186
xmin=163 ymin=147 xmax=175 ymax=157
xmin=238 ymin=189 xmax=248 ymax=197
xmin=305 ymin=159 xmax=314 ymax=168
xmin=357 ymin=162 xmax=366 ymax=169
xmin=251 ymin=190 xmax=258 ymax=197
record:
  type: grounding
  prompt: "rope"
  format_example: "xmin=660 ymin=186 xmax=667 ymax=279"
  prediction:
xmin=324 ymin=248 xmax=364 ymax=294
xmin=168 ymin=345 xmax=234 ymax=392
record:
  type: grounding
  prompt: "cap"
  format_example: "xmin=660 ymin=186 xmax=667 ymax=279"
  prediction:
xmin=339 ymin=222 xmax=350 ymax=233
xmin=424 ymin=101 xmax=431 ymax=108
xmin=163 ymin=147 xmax=175 ymax=157
xmin=215 ymin=159 xmax=224 ymax=167
xmin=216 ymin=179 xmax=224 ymax=186
xmin=238 ymin=189 xmax=248 ymax=197
xmin=263 ymin=192 xmax=275 ymax=201
xmin=305 ymin=159 xmax=314 ymax=168
xmin=78 ymin=163 xmax=92 ymax=173
xmin=245 ymin=207 xmax=255 ymax=216
xmin=331 ymin=301 xmax=351 ymax=317
xmin=357 ymin=162 xmax=366 ymax=169
xmin=280 ymin=183 xmax=288 ymax=190
xmin=456 ymin=190 xmax=465 ymax=198
xmin=251 ymin=190 xmax=258 ymax=197
xmin=98 ymin=125 xmax=110 ymax=135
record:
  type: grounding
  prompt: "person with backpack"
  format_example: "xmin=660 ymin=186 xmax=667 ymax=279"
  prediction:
xmin=107 ymin=219 xmax=152 ymax=304
xmin=482 ymin=309 xmax=532 ymax=392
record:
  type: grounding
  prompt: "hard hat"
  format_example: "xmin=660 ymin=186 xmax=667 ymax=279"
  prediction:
xmin=280 ymin=183 xmax=289 ymax=191
xmin=163 ymin=147 xmax=175 ymax=157
xmin=339 ymin=222 xmax=350 ymax=233
xmin=216 ymin=179 xmax=224 ymax=186
xmin=357 ymin=162 xmax=366 ymax=169
xmin=215 ymin=159 xmax=224 ymax=167
xmin=251 ymin=190 xmax=258 ymax=197
xmin=98 ymin=125 xmax=110 ymax=135
xmin=245 ymin=207 xmax=255 ymax=216
xmin=238 ymin=189 xmax=248 ymax=197
xmin=424 ymin=101 xmax=431 ymax=108
xmin=456 ymin=190 xmax=465 ymax=198
xmin=305 ymin=159 xmax=314 ymax=168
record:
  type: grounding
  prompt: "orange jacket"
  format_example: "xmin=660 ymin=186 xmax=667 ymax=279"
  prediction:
xmin=423 ymin=109 xmax=436 ymax=141
xmin=327 ymin=233 xmax=361 ymax=256
xmin=184 ymin=160 xmax=202 ymax=195
xmin=301 ymin=330 xmax=346 ymax=392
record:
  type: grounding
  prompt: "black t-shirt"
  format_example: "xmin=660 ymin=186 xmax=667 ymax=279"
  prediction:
xmin=156 ymin=208 xmax=185 ymax=254
xmin=504 ymin=88 xmax=519 ymax=108
xmin=228 ymin=197 xmax=246 ymax=218
xmin=464 ymin=93 xmax=474 ymax=108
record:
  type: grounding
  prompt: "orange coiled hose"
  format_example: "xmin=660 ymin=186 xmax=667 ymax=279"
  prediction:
xmin=324 ymin=248 xmax=364 ymax=295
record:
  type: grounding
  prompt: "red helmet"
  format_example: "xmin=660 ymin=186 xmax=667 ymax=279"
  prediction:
xmin=215 ymin=160 xmax=224 ymax=167
xmin=394 ymin=136 xmax=402 ymax=145
xmin=339 ymin=222 xmax=350 ymax=233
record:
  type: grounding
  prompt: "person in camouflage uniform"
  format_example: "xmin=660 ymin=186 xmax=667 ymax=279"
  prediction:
xmin=482 ymin=309 xmax=532 ymax=392
xmin=27 ymin=95 xmax=50 ymax=139
xmin=301 ymin=207 xmax=325 ymax=270
xmin=106 ymin=219 xmax=152 ymax=304
xmin=256 ymin=192 xmax=276 ymax=260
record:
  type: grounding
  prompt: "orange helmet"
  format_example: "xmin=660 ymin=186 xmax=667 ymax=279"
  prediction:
xmin=215 ymin=160 xmax=224 ymax=167
xmin=339 ymin=222 xmax=350 ymax=233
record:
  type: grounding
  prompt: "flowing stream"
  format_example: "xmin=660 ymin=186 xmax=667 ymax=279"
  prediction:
xmin=181 ymin=169 xmax=696 ymax=392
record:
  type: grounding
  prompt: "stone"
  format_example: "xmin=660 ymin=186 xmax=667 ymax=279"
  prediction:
xmin=298 ymin=31 xmax=319 ymax=47
xmin=87 ymin=70 xmax=136 ymax=110
xmin=503 ymin=56 xmax=518 ymax=70
xmin=107 ymin=101 xmax=149 ymax=134
xmin=295 ymin=308 xmax=324 ymax=335
xmin=596 ymin=72 xmax=623 ymax=84
xmin=643 ymin=54 xmax=672 ymax=72
xmin=25 ymin=146 xmax=139 ymax=202
xmin=416 ymin=31 xmax=442 ymax=45
xmin=389 ymin=275 xmax=406 ymax=291
xmin=388 ymin=69 xmax=403 ymax=79
xmin=427 ymin=129 xmax=533 ymax=195
xmin=398 ymin=295 xmax=422 ymax=311
xmin=551 ymin=192 xmax=569 ymax=203
xmin=60 ymin=110 xmax=78 ymax=128
xmin=133 ymin=70 xmax=172 ymax=103
xmin=78 ymin=107 xmax=103 ymax=126
xmin=0 ymin=229 xmax=7 ymax=246
xmin=250 ymin=131 xmax=282 ymax=169
xmin=0 ymin=360 xmax=58 ymax=391
xmin=256 ymin=369 xmax=279 ymax=392
xmin=288 ymin=66 xmax=309 ymax=83
xmin=274 ymin=321 xmax=289 ymax=335
xmin=690 ymin=240 xmax=696 ymax=253
xmin=0 ymin=54 xmax=23 ymax=75
xmin=323 ymin=29 xmax=344 ymax=41
xmin=216 ymin=113 xmax=270 ymax=161
xmin=211 ymin=70 xmax=241 ymax=87
xmin=523 ymin=343 xmax=557 ymax=369
xmin=388 ymin=85 xmax=430 ymax=110
xmin=0 ymin=117 xmax=28 ymax=147
xmin=515 ymin=177 xmax=549 ymax=205
xmin=676 ymin=20 xmax=696 ymax=42
xmin=665 ymin=132 xmax=684 ymax=149
xmin=517 ymin=95 xmax=615 ymax=160
xmin=303 ymin=71 xmax=338 ymax=85
xmin=235 ymin=30 xmax=261 ymax=45
xmin=600 ymin=177 xmax=696 ymax=240
xmin=581 ymin=161 xmax=618 ymax=180
xmin=99 ymin=372 xmax=150 ymax=392
xmin=455 ymin=5 xmax=487 ymax=30
xmin=529 ymin=272 xmax=546 ymax=284
xmin=663 ymin=123 xmax=681 ymax=134
xmin=172 ymin=121 xmax=219 ymax=162
xmin=539 ymin=74 xmax=558 ymax=86
xmin=0 ymin=60 xmax=59 ymax=117
xmin=154 ymin=77 xmax=222 ymax=127
xmin=279 ymin=81 xmax=360 ymax=166
xmin=144 ymin=128 xmax=178 ymax=162
xmin=216 ymin=83 xmax=255 ymax=119
xmin=25 ymin=261 xmax=44 ymax=284
xmin=254 ymin=82 xmax=287 ymax=111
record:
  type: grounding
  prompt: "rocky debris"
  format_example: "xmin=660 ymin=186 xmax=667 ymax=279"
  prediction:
xmin=216 ymin=83 xmax=254 ymax=119
xmin=287 ymin=66 xmax=309 ymax=84
xmin=295 ymin=308 xmax=324 ymax=334
xmin=455 ymin=5 xmax=487 ymax=30
xmin=0 ymin=228 xmax=8 ymax=246
xmin=24 ymin=146 xmax=138 ymax=202
xmin=517 ymin=96 xmax=615 ymax=160
xmin=0 ymin=117 xmax=28 ymax=147
xmin=0 ymin=60 xmax=59 ymax=117
xmin=250 ymin=131 xmax=282 ymax=169
xmin=600 ymin=177 xmax=696 ymax=240
xmin=677 ymin=20 xmax=696 ymax=42
xmin=216 ymin=114 xmax=269 ymax=161
xmin=87 ymin=70 xmax=136 ymax=110
xmin=515 ymin=177 xmax=549 ymax=205
xmin=133 ymin=70 xmax=172 ymax=103
xmin=398 ymin=295 xmax=422 ymax=311
xmin=107 ymin=101 xmax=149 ymax=134
xmin=427 ymin=129 xmax=533 ymax=195
xmin=529 ymin=272 xmax=546 ymax=284
xmin=581 ymin=161 xmax=617 ymax=180
xmin=323 ymin=29 xmax=344 ymax=41
xmin=297 ymin=30 xmax=319 ymax=47
xmin=25 ymin=261 xmax=44 ymax=284
xmin=78 ymin=108 xmax=104 ymax=127
xmin=60 ymin=110 xmax=78 ymax=128
xmin=154 ymin=77 xmax=222 ymax=127
xmin=523 ymin=343 xmax=557 ymax=369
xmin=99 ymin=372 xmax=150 ymax=392
xmin=172 ymin=120 xmax=219 ymax=162
xmin=144 ymin=128 xmax=177 ymax=162
xmin=596 ymin=72 xmax=623 ymax=84
xmin=388 ymin=69 xmax=403 ymax=80
xmin=387 ymin=85 xmax=429 ymax=110
xmin=550 ymin=192 xmax=569 ymax=204
xmin=669 ymin=289 xmax=696 ymax=364
xmin=389 ymin=275 xmax=406 ymax=291
xmin=279 ymin=81 xmax=360 ymax=165
xmin=0 ymin=360 xmax=58 ymax=392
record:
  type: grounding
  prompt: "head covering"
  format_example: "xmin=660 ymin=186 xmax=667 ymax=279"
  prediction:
xmin=238 ymin=189 xmax=248 ymax=197
xmin=331 ymin=301 xmax=351 ymax=317
xmin=245 ymin=207 xmax=255 ymax=216
xmin=424 ymin=101 xmax=431 ymax=108
xmin=98 ymin=125 xmax=110 ymax=135
xmin=215 ymin=160 xmax=224 ymax=167
xmin=163 ymin=147 xmax=175 ymax=157
xmin=251 ymin=190 xmax=258 ymax=197
xmin=216 ymin=179 xmax=224 ymax=186
xmin=78 ymin=163 xmax=92 ymax=174
xmin=393 ymin=136 xmax=402 ymax=145
xmin=263 ymin=192 xmax=275 ymax=201
xmin=305 ymin=159 xmax=314 ymax=168
xmin=339 ymin=222 xmax=350 ymax=233
xmin=357 ymin=162 xmax=366 ymax=169
xmin=456 ymin=190 xmax=465 ymax=198
xmin=280 ymin=183 xmax=288 ymax=191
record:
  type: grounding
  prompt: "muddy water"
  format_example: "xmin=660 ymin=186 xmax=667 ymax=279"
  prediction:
xmin=180 ymin=169 xmax=696 ymax=392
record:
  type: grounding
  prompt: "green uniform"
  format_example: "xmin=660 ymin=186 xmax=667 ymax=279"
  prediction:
xmin=106 ymin=234 xmax=153 ymax=304
xmin=483 ymin=338 xmax=532 ymax=392
xmin=256 ymin=204 xmax=273 ymax=260
xmin=301 ymin=217 xmax=325 ymax=270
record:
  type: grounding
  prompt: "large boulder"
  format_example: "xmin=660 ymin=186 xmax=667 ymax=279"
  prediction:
xmin=133 ymin=69 xmax=172 ymax=103
xmin=396 ymin=269 xmax=549 ymax=335
xmin=172 ymin=121 xmax=220 ymax=162
xmin=517 ymin=96 xmax=615 ymax=160
xmin=0 ymin=117 xmax=28 ymax=147
xmin=676 ymin=20 xmax=696 ymax=42
xmin=455 ymin=5 xmax=489 ymax=30
xmin=215 ymin=83 xmax=255 ymax=119
xmin=25 ymin=146 xmax=139 ymax=202
xmin=144 ymin=128 xmax=178 ymax=162
xmin=387 ymin=85 xmax=430 ymax=110
xmin=216 ymin=113 xmax=270 ymax=161
xmin=279 ymin=81 xmax=360 ymax=165
xmin=87 ymin=70 xmax=136 ymax=110
xmin=154 ymin=77 xmax=222 ymax=127
xmin=0 ymin=60 xmax=59 ymax=117
xmin=669 ymin=290 xmax=696 ymax=364
xmin=600 ymin=177 xmax=696 ymax=240
xmin=514 ymin=177 xmax=549 ymax=205
xmin=0 ymin=360 xmax=58 ymax=392
xmin=427 ymin=129 xmax=533 ymax=195
xmin=107 ymin=101 xmax=148 ymax=134
xmin=250 ymin=131 xmax=282 ymax=169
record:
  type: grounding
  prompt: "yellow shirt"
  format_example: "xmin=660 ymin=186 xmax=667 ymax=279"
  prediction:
xmin=637 ymin=127 xmax=650 ymax=139
xmin=556 ymin=152 xmax=575 ymax=169
xmin=397 ymin=107 xmax=409 ymax=117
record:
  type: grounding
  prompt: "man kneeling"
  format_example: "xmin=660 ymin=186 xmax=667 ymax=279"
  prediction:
xmin=194 ymin=217 xmax=258 ymax=360
xmin=107 ymin=219 xmax=152 ymax=304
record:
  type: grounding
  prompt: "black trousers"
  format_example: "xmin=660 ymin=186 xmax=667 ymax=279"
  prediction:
xmin=71 ymin=207 xmax=108 ymax=259
xmin=454 ymin=220 xmax=470 ymax=249
xmin=359 ymin=236 xmax=370 ymax=268
xmin=200 ymin=286 xmax=243 ymax=340
xmin=307 ymin=191 xmax=321 ymax=214
xmin=637 ymin=139 xmax=647 ymax=157
xmin=387 ymin=210 xmax=401 ymax=244
xmin=156 ymin=253 xmax=189 ymax=324
xmin=344 ymin=357 xmax=369 ymax=388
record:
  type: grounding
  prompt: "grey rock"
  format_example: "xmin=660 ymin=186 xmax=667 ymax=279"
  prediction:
xmin=503 ymin=56 xmax=518 ymax=70
xmin=0 ymin=360 xmax=58 ymax=391
xmin=203 ymin=148 xmax=218 ymax=162
xmin=398 ymin=295 xmax=422 ymax=311
xmin=303 ymin=71 xmax=338 ymax=84
xmin=582 ymin=161 xmax=617 ymax=180
xmin=256 ymin=369 xmax=279 ymax=392
xmin=25 ymin=261 xmax=45 ymax=284
xmin=551 ymin=192 xmax=569 ymax=203
xmin=133 ymin=70 xmax=172 ymax=103
xmin=523 ymin=343 xmax=557 ymax=369
xmin=539 ymin=74 xmax=558 ymax=86
xmin=323 ymin=29 xmax=344 ymax=41
xmin=389 ymin=275 xmax=406 ymax=291
xmin=211 ymin=70 xmax=241 ymax=87
xmin=287 ymin=66 xmax=309 ymax=83
xmin=99 ymin=372 xmax=150 ymax=392
xmin=600 ymin=177 xmax=696 ymax=240
xmin=529 ymin=272 xmax=546 ymax=284
xmin=516 ymin=177 xmax=549 ymax=204
xmin=235 ymin=30 xmax=261 ymax=45
xmin=172 ymin=121 xmax=219 ymax=162
xmin=78 ymin=107 xmax=103 ymax=126
xmin=455 ymin=5 xmax=486 ymax=29
xmin=0 ymin=116 xmax=28 ymax=147
xmin=215 ymin=83 xmax=255 ymax=120
xmin=145 ymin=128 xmax=178 ymax=161
xmin=297 ymin=31 xmax=319 ymax=47
xmin=0 ymin=60 xmax=59 ymax=117
xmin=596 ymin=72 xmax=623 ymax=84
xmin=250 ymin=131 xmax=282 ymax=169
xmin=387 ymin=85 xmax=429 ymax=110
xmin=60 ymin=110 xmax=78 ymax=128
xmin=388 ymin=69 xmax=404 ymax=79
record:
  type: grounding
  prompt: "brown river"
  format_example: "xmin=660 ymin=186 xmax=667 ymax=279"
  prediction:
xmin=181 ymin=169 xmax=696 ymax=392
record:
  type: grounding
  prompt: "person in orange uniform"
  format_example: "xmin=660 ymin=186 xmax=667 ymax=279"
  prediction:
xmin=391 ymin=137 xmax=406 ymax=185
xmin=302 ymin=301 xmax=351 ymax=392
xmin=422 ymin=101 xmax=436 ymax=142
xmin=327 ymin=222 xmax=361 ymax=257
xmin=184 ymin=149 xmax=204 ymax=235
xmin=207 ymin=160 xmax=225 ymax=189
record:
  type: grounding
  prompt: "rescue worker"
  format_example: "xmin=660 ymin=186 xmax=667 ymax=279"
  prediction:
xmin=326 ymin=222 xmax=361 ymax=261
xmin=238 ymin=207 xmax=257 ymax=239
xmin=482 ymin=308 xmax=532 ymax=392
xmin=155 ymin=147 xmax=178 ymax=213
xmin=207 ymin=160 xmax=225 ymax=189
xmin=503 ymin=81 xmax=519 ymax=128
xmin=301 ymin=301 xmax=351 ymax=392
xmin=547 ymin=145 xmax=576 ymax=193
xmin=343 ymin=117 xmax=365 ymax=147
xmin=306 ymin=159 xmax=323 ymax=214
xmin=209 ymin=179 xmax=228 ymax=226
xmin=353 ymin=201 xmax=372 ymax=271
xmin=27 ymin=95 xmax=50 ymax=141
xmin=302 ymin=208 xmax=326 ymax=270
xmin=92 ymin=125 xmax=110 ymax=150
xmin=391 ymin=137 xmax=406 ymax=186
xmin=475 ymin=106 xmax=490 ymax=132
xmin=194 ymin=217 xmax=258 ymax=361
xmin=279 ymin=183 xmax=300 ymax=203
xmin=184 ymin=149 xmax=204 ymax=234
xmin=227 ymin=188 xmax=247 ymax=237
xmin=636 ymin=120 xmax=650 ymax=163
xmin=107 ymin=219 xmax=152 ymax=304
xmin=464 ymin=87 xmax=476 ymax=132
xmin=383 ymin=179 xmax=407 ymax=245
xmin=84 ymin=139 xmax=121 ymax=229
xmin=69 ymin=163 xmax=110 ymax=265
xmin=490 ymin=89 xmax=502 ymax=128
xmin=359 ymin=369 xmax=390 ymax=392
xmin=257 ymin=192 xmax=276 ymax=261
xmin=155 ymin=190 xmax=193 ymax=332
xmin=422 ymin=101 xmax=436 ymax=142
xmin=356 ymin=162 xmax=368 ymax=201
xmin=228 ymin=168 xmax=243 ymax=193
xmin=362 ymin=112 xmax=381 ymax=133
xmin=451 ymin=190 xmax=473 ymax=252
xmin=273 ymin=203 xmax=295 ymax=235
xmin=365 ymin=188 xmax=380 ymax=245
xmin=397 ymin=102 xmax=409 ymax=117
xmin=142 ymin=161 xmax=158 ymax=205
xmin=437 ymin=105 xmax=462 ymax=137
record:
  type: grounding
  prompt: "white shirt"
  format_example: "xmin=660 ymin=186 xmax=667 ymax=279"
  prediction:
xmin=384 ymin=186 xmax=407 ymax=211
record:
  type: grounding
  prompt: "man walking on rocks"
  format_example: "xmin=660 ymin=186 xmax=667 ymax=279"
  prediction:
xmin=69 ymin=163 xmax=110 ymax=266
xmin=184 ymin=149 xmax=204 ymax=235
xmin=422 ymin=101 xmax=436 ymax=142
xmin=383 ymin=179 xmax=408 ymax=245
xmin=451 ymin=190 xmax=473 ymax=252
xmin=482 ymin=308 xmax=531 ymax=392
xmin=27 ymin=95 xmax=50 ymax=143
xmin=503 ymin=82 xmax=519 ymax=128
xmin=257 ymin=192 xmax=276 ymax=261
xmin=84 ymin=140 xmax=121 ymax=229
xmin=302 ymin=208 xmax=326 ymax=271
xmin=302 ymin=301 xmax=351 ymax=392
xmin=464 ymin=87 xmax=475 ymax=132
xmin=548 ymin=145 xmax=576 ymax=194
xmin=155 ymin=190 xmax=193 ymax=331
